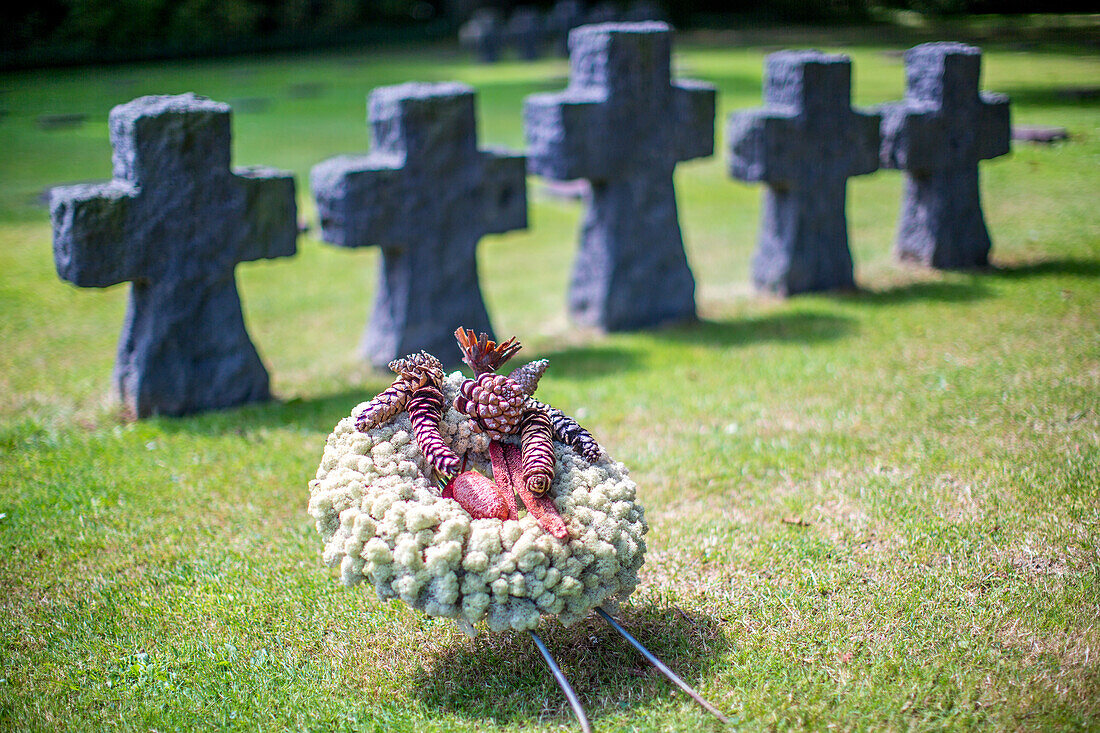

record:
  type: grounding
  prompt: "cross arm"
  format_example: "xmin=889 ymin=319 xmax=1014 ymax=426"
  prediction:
xmin=672 ymin=80 xmax=716 ymax=163
xmin=310 ymin=153 xmax=407 ymax=249
xmin=50 ymin=181 xmax=142 ymax=287
xmin=232 ymin=165 xmax=298 ymax=263
xmin=726 ymin=110 xmax=799 ymax=187
xmin=977 ymin=91 xmax=1011 ymax=161
xmin=478 ymin=148 xmax=527 ymax=235
xmin=844 ymin=108 xmax=882 ymax=178
xmin=523 ymin=91 xmax=605 ymax=181
xmin=878 ymin=101 xmax=941 ymax=173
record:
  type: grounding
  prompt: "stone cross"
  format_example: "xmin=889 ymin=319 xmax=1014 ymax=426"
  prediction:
xmin=524 ymin=22 xmax=715 ymax=330
xmin=311 ymin=82 xmax=526 ymax=367
xmin=50 ymin=94 xmax=297 ymax=418
xmin=459 ymin=9 xmax=504 ymax=63
xmin=728 ymin=51 xmax=880 ymax=295
xmin=546 ymin=0 xmax=583 ymax=56
xmin=507 ymin=7 xmax=544 ymax=60
xmin=879 ymin=42 xmax=1010 ymax=268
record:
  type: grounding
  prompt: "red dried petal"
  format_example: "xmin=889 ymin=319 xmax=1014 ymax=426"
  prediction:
xmin=450 ymin=471 xmax=509 ymax=520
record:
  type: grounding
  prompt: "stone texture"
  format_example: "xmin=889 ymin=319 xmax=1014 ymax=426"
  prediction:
xmin=728 ymin=51 xmax=880 ymax=296
xmin=311 ymin=82 xmax=526 ymax=367
xmin=49 ymin=93 xmax=297 ymax=417
xmin=879 ymin=43 xmax=1011 ymax=268
xmin=524 ymin=22 xmax=715 ymax=330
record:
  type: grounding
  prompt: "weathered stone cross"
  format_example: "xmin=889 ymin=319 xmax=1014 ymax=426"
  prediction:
xmin=50 ymin=94 xmax=297 ymax=417
xmin=524 ymin=22 xmax=715 ymax=330
xmin=311 ymin=82 xmax=526 ymax=367
xmin=728 ymin=51 xmax=880 ymax=295
xmin=880 ymin=42 xmax=1010 ymax=268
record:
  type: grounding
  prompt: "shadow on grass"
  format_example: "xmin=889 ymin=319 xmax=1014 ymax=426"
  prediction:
xmin=533 ymin=343 xmax=646 ymax=379
xmin=408 ymin=602 xmax=730 ymax=726
xmin=153 ymin=311 xmax=857 ymax=437
xmin=995 ymin=84 xmax=1100 ymax=110
xmin=838 ymin=256 xmax=1098 ymax=305
xmin=988 ymin=256 xmax=1100 ymax=281
xmin=662 ymin=311 xmax=855 ymax=347
xmin=154 ymin=257 xmax=1098 ymax=437
xmin=846 ymin=277 xmax=992 ymax=305
xmin=152 ymin=387 xmax=375 ymax=436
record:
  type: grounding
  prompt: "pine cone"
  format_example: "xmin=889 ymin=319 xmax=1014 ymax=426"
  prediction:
xmin=508 ymin=359 xmax=548 ymax=396
xmin=537 ymin=400 xmax=602 ymax=463
xmin=355 ymin=376 xmax=416 ymax=432
xmin=519 ymin=408 xmax=555 ymax=495
xmin=407 ymin=383 xmax=461 ymax=475
xmin=453 ymin=373 xmax=528 ymax=440
xmin=389 ymin=351 xmax=444 ymax=387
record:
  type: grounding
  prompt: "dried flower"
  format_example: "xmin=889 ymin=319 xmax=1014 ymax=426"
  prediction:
xmin=448 ymin=470 xmax=509 ymax=520
xmin=454 ymin=328 xmax=521 ymax=375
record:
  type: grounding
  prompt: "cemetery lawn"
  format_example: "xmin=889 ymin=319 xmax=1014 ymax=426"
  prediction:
xmin=1 ymin=21 xmax=1097 ymax=732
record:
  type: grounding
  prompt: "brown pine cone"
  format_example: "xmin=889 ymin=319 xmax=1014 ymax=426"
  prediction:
xmin=519 ymin=408 xmax=555 ymax=495
xmin=535 ymin=400 xmax=602 ymax=463
xmin=355 ymin=376 xmax=416 ymax=432
xmin=406 ymin=384 xmax=461 ymax=475
xmin=389 ymin=351 xmax=444 ymax=387
xmin=508 ymin=359 xmax=548 ymax=396
xmin=453 ymin=373 xmax=528 ymax=440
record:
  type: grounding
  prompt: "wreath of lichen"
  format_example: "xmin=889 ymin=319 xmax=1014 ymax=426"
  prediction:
xmin=308 ymin=372 xmax=648 ymax=633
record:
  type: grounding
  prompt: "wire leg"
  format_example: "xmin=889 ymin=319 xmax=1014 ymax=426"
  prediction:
xmin=529 ymin=630 xmax=592 ymax=733
xmin=594 ymin=606 xmax=730 ymax=724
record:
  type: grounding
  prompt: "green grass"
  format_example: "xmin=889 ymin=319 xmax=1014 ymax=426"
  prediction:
xmin=1 ymin=22 xmax=1098 ymax=731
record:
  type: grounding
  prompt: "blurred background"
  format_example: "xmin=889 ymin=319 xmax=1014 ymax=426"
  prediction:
xmin=5 ymin=0 xmax=1098 ymax=70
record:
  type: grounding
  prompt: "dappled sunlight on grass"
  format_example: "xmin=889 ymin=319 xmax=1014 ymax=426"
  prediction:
xmin=1 ymin=23 xmax=1098 ymax=731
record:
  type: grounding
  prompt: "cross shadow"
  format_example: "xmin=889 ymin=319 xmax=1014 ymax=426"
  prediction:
xmin=149 ymin=256 xmax=1096 ymax=435
xmin=660 ymin=311 xmax=855 ymax=347
xmin=842 ymin=277 xmax=991 ymax=305
xmin=987 ymin=256 xmax=1100 ymax=280
xmin=993 ymin=84 xmax=1100 ymax=109
xmin=830 ymin=256 xmax=1098 ymax=307
xmin=849 ymin=256 xmax=1099 ymax=306
xmin=150 ymin=387 xmax=376 ymax=436
xmin=529 ymin=343 xmax=645 ymax=379
xmin=407 ymin=602 xmax=730 ymax=727
xmin=149 ymin=312 xmax=854 ymax=435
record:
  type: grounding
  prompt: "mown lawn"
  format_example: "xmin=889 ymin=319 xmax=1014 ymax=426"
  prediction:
xmin=1 ymin=20 xmax=1098 ymax=732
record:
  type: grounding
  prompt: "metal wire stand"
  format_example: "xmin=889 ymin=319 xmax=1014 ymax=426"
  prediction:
xmin=595 ymin=606 xmax=730 ymax=724
xmin=529 ymin=629 xmax=592 ymax=733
